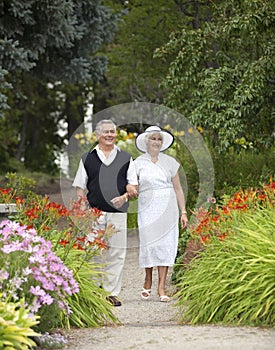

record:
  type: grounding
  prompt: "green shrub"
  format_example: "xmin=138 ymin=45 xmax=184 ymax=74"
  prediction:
xmin=175 ymin=207 xmax=275 ymax=326
xmin=213 ymin=148 xmax=275 ymax=199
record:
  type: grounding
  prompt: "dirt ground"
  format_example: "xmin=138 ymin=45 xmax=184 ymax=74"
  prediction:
xmin=47 ymin=182 xmax=275 ymax=350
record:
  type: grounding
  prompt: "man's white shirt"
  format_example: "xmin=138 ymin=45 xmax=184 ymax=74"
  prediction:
xmin=72 ymin=145 xmax=138 ymax=190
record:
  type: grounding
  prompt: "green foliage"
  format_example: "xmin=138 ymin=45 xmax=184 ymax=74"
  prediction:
xmin=168 ymin=129 xmax=274 ymax=220
xmin=61 ymin=252 xmax=118 ymax=328
xmin=156 ymin=0 xmax=275 ymax=152
xmin=3 ymin=76 xmax=65 ymax=174
xmin=0 ymin=0 xmax=119 ymax=83
xmin=175 ymin=141 xmax=274 ymax=214
xmin=175 ymin=181 xmax=275 ymax=278
xmin=0 ymin=68 xmax=11 ymax=118
xmin=175 ymin=207 xmax=275 ymax=326
xmin=0 ymin=294 xmax=40 ymax=350
xmin=5 ymin=172 xmax=36 ymax=196
xmin=0 ymin=218 xmax=80 ymax=334
xmin=0 ymin=0 xmax=121 ymax=173
xmin=0 ymin=172 xmax=118 ymax=331
xmin=0 ymin=171 xmax=60 ymax=200
xmin=213 ymin=148 xmax=275 ymax=199
xmin=94 ymin=0 xmax=187 ymax=109
xmin=172 ymin=227 xmax=190 ymax=283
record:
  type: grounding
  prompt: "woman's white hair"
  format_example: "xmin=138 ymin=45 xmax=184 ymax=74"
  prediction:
xmin=144 ymin=131 xmax=163 ymax=145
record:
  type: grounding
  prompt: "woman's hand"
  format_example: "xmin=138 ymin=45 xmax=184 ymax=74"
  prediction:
xmin=126 ymin=184 xmax=138 ymax=198
xmin=180 ymin=213 xmax=188 ymax=229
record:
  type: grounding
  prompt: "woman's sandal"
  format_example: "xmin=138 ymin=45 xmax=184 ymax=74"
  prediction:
xmin=159 ymin=295 xmax=170 ymax=302
xmin=141 ymin=288 xmax=151 ymax=300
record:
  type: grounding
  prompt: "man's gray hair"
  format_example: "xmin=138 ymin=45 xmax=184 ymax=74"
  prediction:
xmin=95 ymin=119 xmax=116 ymax=135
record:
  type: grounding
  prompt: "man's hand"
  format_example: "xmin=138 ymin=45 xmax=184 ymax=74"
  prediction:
xmin=110 ymin=195 xmax=126 ymax=209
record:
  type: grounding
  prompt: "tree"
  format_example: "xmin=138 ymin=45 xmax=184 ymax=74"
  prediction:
xmin=93 ymin=0 xmax=187 ymax=111
xmin=0 ymin=0 xmax=120 ymax=172
xmin=0 ymin=0 xmax=118 ymax=83
xmin=155 ymin=0 xmax=275 ymax=151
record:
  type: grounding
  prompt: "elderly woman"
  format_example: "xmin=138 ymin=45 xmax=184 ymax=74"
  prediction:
xmin=134 ymin=126 xmax=188 ymax=302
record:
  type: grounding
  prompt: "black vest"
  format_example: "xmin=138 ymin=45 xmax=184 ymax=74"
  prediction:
xmin=82 ymin=149 xmax=131 ymax=213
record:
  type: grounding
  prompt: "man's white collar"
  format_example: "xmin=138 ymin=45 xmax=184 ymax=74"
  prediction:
xmin=93 ymin=144 xmax=121 ymax=152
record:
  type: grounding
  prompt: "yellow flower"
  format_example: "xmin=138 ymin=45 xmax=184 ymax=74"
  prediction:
xmin=174 ymin=131 xmax=185 ymax=136
xmin=128 ymin=132 xmax=135 ymax=139
xmin=197 ymin=126 xmax=204 ymax=133
xmin=87 ymin=133 xmax=96 ymax=143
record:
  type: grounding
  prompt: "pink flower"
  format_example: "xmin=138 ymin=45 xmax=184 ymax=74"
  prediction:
xmin=30 ymin=285 xmax=46 ymax=297
xmin=0 ymin=270 xmax=9 ymax=280
xmin=1 ymin=219 xmax=79 ymax=316
xmin=40 ymin=293 xmax=54 ymax=305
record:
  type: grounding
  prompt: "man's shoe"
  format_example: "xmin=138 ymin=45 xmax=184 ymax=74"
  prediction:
xmin=107 ymin=296 xmax=122 ymax=307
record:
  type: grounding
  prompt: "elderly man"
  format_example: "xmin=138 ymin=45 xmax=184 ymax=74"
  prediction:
xmin=73 ymin=119 xmax=138 ymax=306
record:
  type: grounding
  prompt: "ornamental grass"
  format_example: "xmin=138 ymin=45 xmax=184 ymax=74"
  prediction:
xmin=59 ymin=249 xmax=117 ymax=328
xmin=175 ymin=182 xmax=275 ymax=326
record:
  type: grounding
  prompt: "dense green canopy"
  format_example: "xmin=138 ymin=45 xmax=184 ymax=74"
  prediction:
xmin=0 ymin=0 xmax=118 ymax=83
xmin=0 ymin=0 xmax=119 ymax=172
xmin=93 ymin=0 xmax=187 ymax=111
xmin=0 ymin=0 xmax=274 ymax=173
xmin=155 ymin=0 xmax=275 ymax=151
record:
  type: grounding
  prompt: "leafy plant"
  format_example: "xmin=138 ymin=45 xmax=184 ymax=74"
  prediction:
xmin=32 ymin=331 xmax=67 ymax=349
xmin=54 ymin=200 xmax=118 ymax=328
xmin=156 ymin=0 xmax=274 ymax=152
xmin=0 ymin=293 xmax=40 ymax=349
xmin=61 ymin=252 xmax=117 ymax=328
xmin=185 ymin=181 xmax=275 ymax=250
xmin=0 ymin=220 xmax=79 ymax=332
xmin=175 ymin=183 xmax=275 ymax=326
xmin=0 ymin=173 xmax=118 ymax=330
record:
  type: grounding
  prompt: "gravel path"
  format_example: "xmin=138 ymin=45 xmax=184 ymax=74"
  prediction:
xmin=63 ymin=230 xmax=275 ymax=350
xmin=48 ymin=185 xmax=275 ymax=350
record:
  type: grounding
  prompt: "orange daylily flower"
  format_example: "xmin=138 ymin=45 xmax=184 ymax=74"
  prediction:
xmin=59 ymin=239 xmax=70 ymax=247
xmin=201 ymin=235 xmax=210 ymax=244
xmin=0 ymin=187 xmax=11 ymax=195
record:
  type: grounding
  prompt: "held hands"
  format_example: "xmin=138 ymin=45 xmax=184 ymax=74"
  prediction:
xmin=110 ymin=184 xmax=138 ymax=209
xmin=126 ymin=184 xmax=138 ymax=199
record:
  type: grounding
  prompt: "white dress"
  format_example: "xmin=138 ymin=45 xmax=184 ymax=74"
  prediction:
xmin=134 ymin=152 xmax=180 ymax=268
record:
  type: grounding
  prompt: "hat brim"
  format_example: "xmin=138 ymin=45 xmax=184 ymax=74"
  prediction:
xmin=135 ymin=129 xmax=174 ymax=153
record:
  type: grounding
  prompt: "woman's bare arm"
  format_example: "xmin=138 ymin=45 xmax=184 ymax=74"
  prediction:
xmin=172 ymin=172 xmax=188 ymax=229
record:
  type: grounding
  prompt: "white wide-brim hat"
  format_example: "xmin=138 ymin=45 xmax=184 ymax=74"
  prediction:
xmin=135 ymin=126 xmax=174 ymax=153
